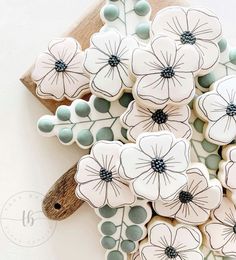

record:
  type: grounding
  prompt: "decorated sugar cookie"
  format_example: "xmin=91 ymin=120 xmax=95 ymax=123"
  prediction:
xmin=195 ymin=76 xmax=236 ymax=146
xmin=202 ymin=197 xmax=236 ymax=257
xmin=153 ymin=163 xmax=222 ymax=225
xmin=218 ymin=145 xmax=236 ymax=204
xmin=151 ymin=6 xmax=222 ymax=75
xmin=140 ymin=217 xmax=204 ymax=260
xmin=32 ymin=37 xmax=89 ymax=101
xmin=95 ymin=200 xmax=152 ymax=260
xmin=101 ymin=0 xmax=151 ymax=42
xmin=118 ymin=132 xmax=190 ymax=201
xmin=196 ymin=38 xmax=236 ymax=92
xmin=189 ymin=96 xmax=221 ymax=176
xmin=37 ymin=93 xmax=133 ymax=149
xmin=130 ymin=251 xmax=141 ymax=260
xmin=75 ymin=141 xmax=136 ymax=208
xmin=83 ymin=30 xmax=138 ymax=101
xmin=132 ymin=35 xmax=202 ymax=109
xmin=120 ymin=100 xmax=192 ymax=141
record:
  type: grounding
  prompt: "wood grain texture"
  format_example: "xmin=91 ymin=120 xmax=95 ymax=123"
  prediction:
xmin=42 ymin=164 xmax=83 ymax=220
xmin=23 ymin=0 xmax=188 ymax=221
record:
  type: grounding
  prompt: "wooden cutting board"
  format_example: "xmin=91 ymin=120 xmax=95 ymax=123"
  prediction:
xmin=20 ymin=0 xmax=188 ymax=221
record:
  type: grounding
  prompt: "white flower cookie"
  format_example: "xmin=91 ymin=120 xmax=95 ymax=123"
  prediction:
xmin=118 ymin=132 xmax=190 ymax=201
xmin=120 ymin=100 xmax=192 ymax=142
xmin=202 ymin=197 xmax=236 ymax=258
xmin=132 ymin=35 xmax=202 ymax=109
xmin=153 ymin=163 xmax=222 ymax=225
xmin=195 ymin=76 xmax=236 ymax=145
xmin=151 ymin=6 xmax=222 ymax=75
xmin=83 ymin=30 xmax=139 ymax=101
xmin=219 ymin=145 xmax=236 ymax=204
xmin=95 ymin=199 xmax=152 ymax=260
xmin=140 ymin=217 xmax=204 ymax=260
xmin=32 ymin=37 xmax=89 ymax=101
xmin=100 ymin=0 xmax=151 ymax=43
xmin=75 ymin=141 xmax=136 ymax=208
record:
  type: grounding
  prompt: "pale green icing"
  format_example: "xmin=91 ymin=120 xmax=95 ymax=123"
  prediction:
xmin=126 ymin=225 xmax=143 ymax=241
xmin=96 ymin=127 xmax=114 ymax=141
xmin=136 ymin=22 xmax=150 ymax=40
xmin=101 ymin=236 xmax=116 ymax=249
xmin=77 ymin=129 xmax=93 ymax=146
xmin=121 ymin=240 xmax=135 ymax=253
xmin=56 ymin=106 xmax=71 ymax=121
xmin=229 ymin=48 xmax=236 ymax=65
xmin=205 ymin=154 xmax=221 ymax=170
xmin=201 ymin=139 xmax=218 ymax=153
xmin=101 ymin=222 xmax=117 ymax=236
xmin=134 ymin=0 xmax=150 ymax=16
xmin=128 ymin=206 xmax=147 ymax=224
xmin=193 ymin=118 xmax=204 ymax=133
xmin=119 ymin=93 xmax=133 ymax=108
xmin=94 ymin=97 xmax=111 ymax=113
xmin=198 ymin=73 xmax=216 ymax=89
xmin=75 ymin=100 xmax=91 ymax=117
xmin=99 ymin=205 xmax=117 ymax=218
xmin=104 ymin=4 xmax=119 ymax=21
xmin=121 ymin=127 xmax=128 ymax=140
xmin=218 ymin=38 xmax=227 ymax=53
xmin=38 ymin=118 xmax=54 ymax=133
xmin=107 ymin=251 xmax=123 ymax=260
xmin=58 ymin=128 xmax=73 ymax=143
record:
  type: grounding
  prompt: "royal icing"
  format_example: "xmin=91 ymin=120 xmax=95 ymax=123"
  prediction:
xmin=132 ymin=35 xmax=202 ymax=109
xmin=151 ymin=6 xmax=222 ymax=75
xmin=202 ymin=197 xmax=236 ymax=257
xmin=120 ymin=100 xmax=192 ymax=142
xmin=32 ymin=37 xmax=89 ymax=101
xmin=37 ymin=93 xmax=133 ymax=149
xmin=83 ymin=30 xmax=138 ymax=101
xmin=100 ymin=0 xmax=151 ymax=43
xmin=95 ymin=199 xmax=152 ymax=260
xmin=195 ymin=76 xmax=236 ymax=146
xmin=75 ymin=141 xmax=136 ymax=208
xmin=140 ymin=217 xmax=204 ymax=260
xmin=189 ymin=95 xmax=221 ymax=176
xmin=153 ymin=163 xmax=222 ymax=225
xmin=118 ymin=132 xmax=190 ymax=201
xmin=196 ymin=38 xmax=236 ymax=92
xmin=218 ymin=145 xmax=236 ymax=205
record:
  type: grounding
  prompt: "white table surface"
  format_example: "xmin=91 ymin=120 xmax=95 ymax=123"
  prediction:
xmin=0 ymin=0 xmax=236 ymax=259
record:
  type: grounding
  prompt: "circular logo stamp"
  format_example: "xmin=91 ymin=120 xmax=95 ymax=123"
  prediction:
xmin=1 ymin=191 xmax=57 ymax=247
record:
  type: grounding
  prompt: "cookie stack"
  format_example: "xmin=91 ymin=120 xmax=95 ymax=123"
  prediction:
xmin=32 ymin=1 xmax=236 ymax=259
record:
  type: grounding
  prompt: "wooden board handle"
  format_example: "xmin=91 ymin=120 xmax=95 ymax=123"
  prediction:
xmin=42 ymin=0 xmax=189 ymax=221
xmin=42 ymin=164 xmax=83 ymax=220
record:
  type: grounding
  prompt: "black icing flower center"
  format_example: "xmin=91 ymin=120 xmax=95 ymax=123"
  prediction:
xmin=152 ymin=109 xmax=168 ymax=124
xmin=233 ymin=224 xmax=236 ymax=234
xmin=179 ymin=191 xmax=193 ymax=204
xmin=161 ymin=66 xmax=175 ymax=79
xmin=54 ymin=59 xmax=68 ymax=72
xmin=165 ymin=246 xmax=178 ymax=258
xmin=108 ymin=55 xmax=120 ymax=67
xmin=99 ymin=167 xmax=113 ymax=182
xmin=180 ymin=31 xmax=196 ymax=45
xmin=151 ymin=158 xmax=166 ymax=173
xmin=226 ymin=103 xmax=236 ymax=117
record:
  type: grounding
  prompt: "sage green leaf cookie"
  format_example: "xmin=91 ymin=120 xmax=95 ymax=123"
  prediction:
xmin=100 ymin=0 xmax=151 ymax=43
xmin=37 ymin=93 xmax=133 ymax=149
xmin=95 ymin=199 xmax=152 ymax=260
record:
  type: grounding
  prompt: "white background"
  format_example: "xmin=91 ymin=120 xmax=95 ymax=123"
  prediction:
xmin=0 ymin=0 xmax=236 ymax=259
